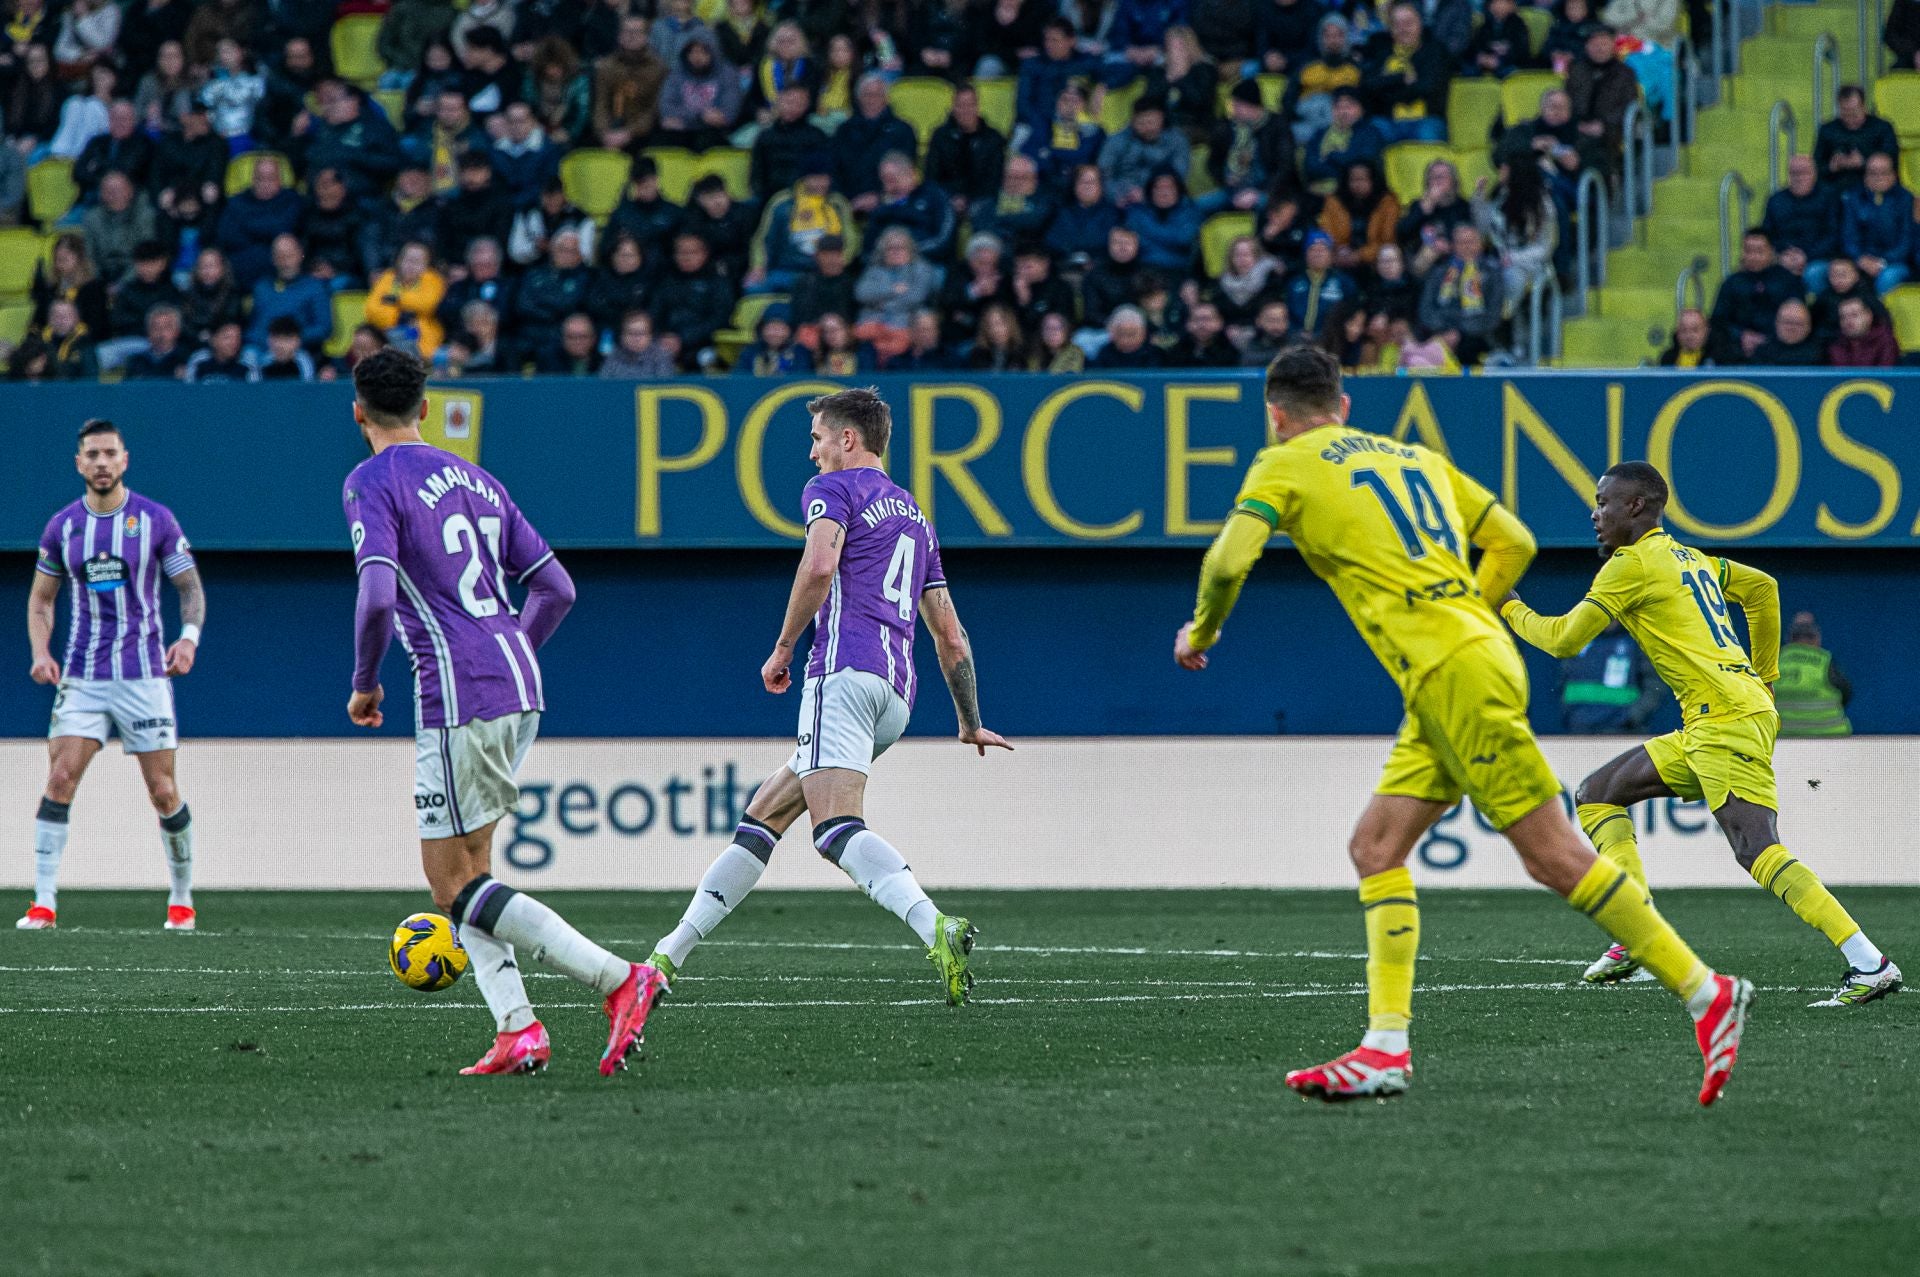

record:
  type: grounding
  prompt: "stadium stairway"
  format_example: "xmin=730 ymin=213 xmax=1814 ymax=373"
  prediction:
xmin=1560 ymin=0 xmax=1865 ymax=367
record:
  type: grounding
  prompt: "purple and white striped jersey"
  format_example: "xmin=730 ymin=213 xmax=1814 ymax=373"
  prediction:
xmin=37 ymin=492 xmax=195 ymax=682
xmin=344 ymin=442 xmax=554 ymax=730
xmin=801 ymin=467 xmax=945 ymax=709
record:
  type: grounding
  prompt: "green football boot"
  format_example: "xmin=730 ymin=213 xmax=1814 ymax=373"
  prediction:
xmin=646 ymin=951 xmax=678 ymax=992
xmin=927 ymin=914 xmax=977 ymax=1006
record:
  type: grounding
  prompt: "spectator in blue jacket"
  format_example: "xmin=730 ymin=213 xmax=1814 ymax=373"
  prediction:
xmin=1017 ymin=82 xmax=1107 ymax=196
xmin=866 ymin=152 xmax=956 ymax=261
xmin=1762 ymin=154 xmax=1842 ymax=293
xmin=1044 ymin=163 xmax=1120 ymax=259
xmin=1285 ymin=230 xmax=1357 ymax=335
xmin=971 ymin=154 xmax=1060 ymax=255
xmin=839 ymin=74 xmax=920 ymax=210
xmin=1123 ymin=167 xmax=1201 ymax=272
xmin=1842 ymin=153 xmax=1915 ymax=295
xmin=214 ymin=155 xmax=303 ymax=288
xmin=295 ymin=80 xmax=404 ymax=201
xmin=490 ymin=102 xmax=561 ymax=209
xmin=1105 ymin=0 xmax=1191 ymax=87
xmin=1303 ymin=87 xmax=1386 ymax=194
xmin=1016 ymin=20 xmax=1096 ymax=133
xmin=247 ymin=234 xmax=332 ymax=351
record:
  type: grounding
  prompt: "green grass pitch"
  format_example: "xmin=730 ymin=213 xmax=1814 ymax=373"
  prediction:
xmin=2 ymin=887 xmax=1914 ymax=1276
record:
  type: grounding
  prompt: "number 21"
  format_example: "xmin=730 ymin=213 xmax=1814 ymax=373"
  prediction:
xmin=443 ymin=513 xmax=512 ymax=619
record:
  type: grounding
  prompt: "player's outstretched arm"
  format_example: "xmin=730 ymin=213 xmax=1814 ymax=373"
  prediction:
xmin=762 ymin=518 xmax=844 ymax=693
xmin=919 ymin=586 xmax=1011 ymax=755
xmin=347 ymin=562 xmax=398 ymax=728
xmin=1177 ymin=510 xmax=1270 ymax=669
xmin=1500 ymin=596 xmax=1610 ymax=658
xmin=1466 ymin=498 xmax=1536 ymax=604
xmin=519 ymin=557 xmax=576 ymax=650
xmin=165 ymin=567 xmax=205 ymax=676
xmin=1719 ymin=558 xmax=1781 ymax=683
xmin=26 ymin=569 xmax=60 ymax=684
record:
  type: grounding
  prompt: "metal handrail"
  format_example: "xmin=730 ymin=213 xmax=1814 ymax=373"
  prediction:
xmin=1814 ymin=33 xmax=1841 ymax=126
xmin=1525 ymin=271 xmax=1564 ymax=366
xmin=1718 ymin=171 xmax=1755 ymax=279
xmin=1674 ymin=37 xmax=1702 ymax=160
xmin=1767 ymin=101 xmax=1798 ymax=194
xmin=1622 ymin=101 xmax=1654 ymax=222
xmin=1710 ymin=0 xmax=1737 ymax=78
xmin=1575 ymin=169 xmax=1610 ymax=298
xmin=1675 ymin=255 xmax=1710 ymax=327
xmin=1864 ymin=0 xmax=1887 ymax=89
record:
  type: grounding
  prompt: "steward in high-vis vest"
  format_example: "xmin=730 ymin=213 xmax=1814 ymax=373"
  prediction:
xmin=1559 ymin=623 xmax=1664 ymax=733
xmin=1776 ymin=612 xmax=1852 ymax=737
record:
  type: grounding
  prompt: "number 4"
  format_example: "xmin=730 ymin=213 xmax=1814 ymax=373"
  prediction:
xmin=881 ymin=534 xmax=916 ymax=622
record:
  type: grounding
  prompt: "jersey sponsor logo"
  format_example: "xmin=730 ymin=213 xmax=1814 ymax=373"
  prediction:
xmin=350 ymin=521 xmax=367 ymax=552
xmin=415 ymin=791 xmax=449 ymax=810
xmin=806 ymin=498 xmax=828 ymax=522
xmin=83 ymin=551 xmax=130 ymax=593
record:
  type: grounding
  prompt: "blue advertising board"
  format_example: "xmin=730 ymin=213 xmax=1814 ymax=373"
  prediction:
xmin=2 ymin=371 xmax=1917 ymax=550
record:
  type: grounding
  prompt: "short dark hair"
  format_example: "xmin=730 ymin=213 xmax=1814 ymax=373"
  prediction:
xmin=1264 ymin=346 xmax=1343 ymax=417
xmin=808 ymin=387 xmax=892 ymax=454
xmin=267 ymin=315 xmax=303 ymax=339
xmin=354 ymin=348 xmax=428 ymax=425
xmin=1602 ymin=460 xmax=1669 ymax=505
xmin=77 ymin=418 xmax=120 ymax=446
xmin=1837 ymin=84 xmax=1864 ymax=104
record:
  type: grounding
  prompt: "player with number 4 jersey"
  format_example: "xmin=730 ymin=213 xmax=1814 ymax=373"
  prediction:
xmin=343 ymin=349 xmax=664 ymax=1077
xmin=1175 ymin=349 xmax=1750 ymax=1107
xmin=647 ymin=388 xmax=1012 ymax=1006
xmin=1503 ymin=462 xmax=1899 ymax=1009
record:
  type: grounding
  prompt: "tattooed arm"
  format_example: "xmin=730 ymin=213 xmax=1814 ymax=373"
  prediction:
xmin=762 ymin=517 xmax=845 ymax=693
xmin=165 ymin=567 xmax=206 ymax=676
xmin=918 ymin=585 xmax=1012 ymax=755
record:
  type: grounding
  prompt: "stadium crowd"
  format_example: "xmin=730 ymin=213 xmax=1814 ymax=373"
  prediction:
xmin=0 ymin=0 xmax=1909 ymax=381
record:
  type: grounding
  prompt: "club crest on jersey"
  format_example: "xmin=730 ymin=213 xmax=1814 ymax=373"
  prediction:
xmin=123 ymin=514 xmax=140 ymax=536
xmin=83 ymin=551 xmax=129 ymax=593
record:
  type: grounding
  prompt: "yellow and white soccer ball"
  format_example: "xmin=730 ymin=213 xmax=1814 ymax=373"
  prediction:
xmin=388 ymin=912 xmax=470 ymax=991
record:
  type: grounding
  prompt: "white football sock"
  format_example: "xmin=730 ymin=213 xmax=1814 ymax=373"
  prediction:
xmin=33 ymin=803 xmax=69 ymax=911
xmin=1840 ymin=931 xmax=1886 ymax=972
xmin=159 ymin=805 xmax=193 ymax=908
xmin=836 ymin=828 xmax=938 ymax=946
xmin=1362 ymin=1029 xmax=1410 ymax=1055
xmin=489 ymin=892 xmax=630 ymax=996
xmin=659 ymin=845 xmax=769 ymax=967
xmin=458 ymin=925 xmax=536 ymax=1034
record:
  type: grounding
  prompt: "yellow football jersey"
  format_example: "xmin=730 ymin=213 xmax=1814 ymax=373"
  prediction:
xmin=1208 ymin=423 xmax=1526 ymax=698
xmin=1578 ymin=529 xmax=1777 ymax=726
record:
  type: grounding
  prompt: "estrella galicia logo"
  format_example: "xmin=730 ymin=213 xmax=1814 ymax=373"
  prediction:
xmin=83 ymin=551 xmax=129 ymax=593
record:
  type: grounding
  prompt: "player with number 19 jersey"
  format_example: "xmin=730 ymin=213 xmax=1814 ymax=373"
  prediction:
xmin=343 ymin=441 xmax=554 ymax=732
xmin=800 ymin=466 xmax=944 ymax=712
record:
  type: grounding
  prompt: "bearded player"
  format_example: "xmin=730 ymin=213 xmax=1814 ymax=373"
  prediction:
xmin=646 ymin=388 xmax=1011 ymax=1005
xmin=343 ymin=349 xmax=665 ymax=1076
xmin=20 ymin=419 xmax=205 ymax=932
xmin=1504 ymin=462 xmax=1899 ymax=1008
xmin=1175 ymin=348 xmax=1752 ymax=1105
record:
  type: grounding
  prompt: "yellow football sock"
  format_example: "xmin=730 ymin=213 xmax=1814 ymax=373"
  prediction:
xmin=1360 ymin=867 xmax=1419 ymax=1032
xmin=1750 ymin=844 xmax=1863 ymax=949
xmin=1577 ymin=802 xmax=1647 ymax=890
xmin=1568 ymin=859 xmax=1710 ymax=1002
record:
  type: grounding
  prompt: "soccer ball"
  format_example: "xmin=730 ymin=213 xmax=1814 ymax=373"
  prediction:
xmin=388 ymin=912 xmax=469 ymax=991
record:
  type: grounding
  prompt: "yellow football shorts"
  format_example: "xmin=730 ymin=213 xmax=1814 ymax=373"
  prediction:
xmin=1376 ymin=636 xmax=1565 ymax=831
xmin=1643 ymin=711 xmax=1780 ymax=812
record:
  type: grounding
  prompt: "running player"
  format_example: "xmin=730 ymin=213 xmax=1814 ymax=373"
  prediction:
xmin=1503 ymin=462 xmax=1900 ymax=1008
xmin=20 ymin=419 xmax=204 ymax=932
xmin=342 ymin=350 xmax=665 ymax=1076
xmin=1175 ymin=349 xmax=1751 ymax=1105
xmin=646 ymin=388 xmax=1010 ymax=1005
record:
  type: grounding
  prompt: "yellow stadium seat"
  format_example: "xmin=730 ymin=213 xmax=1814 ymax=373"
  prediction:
xmin=1384 ymin=142 xmax=1454 ymax=205
xmin=1886 ymin=286 xmax=1920 ymax=352
xmin=1874 ymin=73 xmax=1920 ymax=144
xmin=645 ymin=147 xmax=698 ymax=204
xmin=26 ymin=158 xmax=76 ymax=226
xmin=1200 ymin=212 xmax=1253 ymax=278
xmin=715 ymin=291 xmax=789 ymax=365
xmin=0 ymin=300 xmax=32 ymax=347
xmin=1214 ymin=73 xmax=1286 ymax=117
xmin=690 ymin=147 xmax=752 ymax=201
xmin=1500 ymin=70 xmax=1563 ymax=127
xmin=889 ymin=77 xmax=955 ymax=152
xmin=1518 ymin=7 xmax=1553 ymax=55
xmin=1904 ymin=148 xmax=1920 ymax=194
xmin=327 ymin=291 xmax=368 ymax=358
xmin=561 ymin=147 xmax=634 ymax=219
xmin=1451 ymin=146 xmax=1493 ymax=197
xmin=1098 ymin=79 xmax=1145 ymax=135
xmin=331 ymin=14 xmax=387 ymax=88
xmin=373 ymin=89 xmax=407 ymax=128
xmin=1448 ymin=79 xmax=1502 ymax=150
xmin=974 ymin=77 xmax=1015 ymax=136
xmin=225 ymin=151 xmax=294 ymax=197
xmin=0 ymin=228 xmax=45 ymax=296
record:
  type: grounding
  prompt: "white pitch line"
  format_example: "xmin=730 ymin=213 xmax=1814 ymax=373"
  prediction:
xmin=0 ymin=964 xmax=1266 ymax=989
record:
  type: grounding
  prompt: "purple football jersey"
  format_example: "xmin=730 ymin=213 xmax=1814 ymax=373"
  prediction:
xmin=800 ymin=467 xmax=945 ymax=708
xmin=343 ymin=442 xmax=554 ymax=730
xmin=37 ymin=492 xmax=194 ymax=682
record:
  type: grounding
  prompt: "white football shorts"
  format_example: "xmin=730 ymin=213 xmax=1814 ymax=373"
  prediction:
xmin=414 ymin=710 xmax=539 ymax=839
xmin=789 ymin=669 xmax=910 ymax=777
xmin=50 ymin=677 xmax=178 ymax=753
